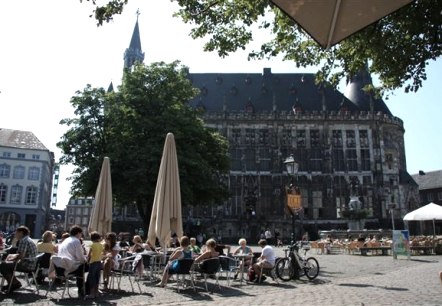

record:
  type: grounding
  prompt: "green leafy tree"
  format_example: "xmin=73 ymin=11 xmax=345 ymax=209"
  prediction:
xmin=58 ymin=61 xmax=230 ymax=225
xmin=83 ymin=0 xmax=441 ymax=95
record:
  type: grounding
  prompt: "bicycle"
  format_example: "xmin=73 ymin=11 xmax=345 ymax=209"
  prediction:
xmin=275 ymin=242 xmax=319 ymax=281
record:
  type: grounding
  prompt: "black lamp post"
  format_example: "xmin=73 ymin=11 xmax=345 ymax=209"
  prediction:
xmin=284 ymin=155 xmax=300 ymax=244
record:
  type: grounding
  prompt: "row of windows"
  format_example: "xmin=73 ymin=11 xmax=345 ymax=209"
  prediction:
xmin=230 ymin=129 xmax=370 ymax=148
xmin=2 ymin=152 xmax=40 ymax=160
xmin=230 ymin=148 xmax=371 ymax=172
xmin=422 ymin=191 xmax=442 ymax=203
xmin=0 ymin=184 xmax=38 ymax=205
xmin=67 ymin=207 xmax=91 ymax=215
xmin=0 ymin=164 xmax=40 ymax=180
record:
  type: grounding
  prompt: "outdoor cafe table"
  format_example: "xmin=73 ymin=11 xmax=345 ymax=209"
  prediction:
xmin=232 ymin=253 xmax=253 ymax=284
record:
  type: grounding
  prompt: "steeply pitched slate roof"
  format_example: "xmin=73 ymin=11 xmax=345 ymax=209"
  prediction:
xmin=0 ymin=128 xmax=48 ymax=150
xmin=188 ymin=70 xmax=354 ymax=113
xmin=344 ymin=68 xmax=392 ymax=116
xmin=411 ymin=170 xmax=442 ymax=190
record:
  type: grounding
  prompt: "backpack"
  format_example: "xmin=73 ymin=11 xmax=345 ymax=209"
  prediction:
xmin=248 ymin=267 xmax=256 ymax=281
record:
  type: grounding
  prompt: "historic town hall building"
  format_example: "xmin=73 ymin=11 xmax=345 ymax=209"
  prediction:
xmin=123 ymin=18 xmax=420 ymax=242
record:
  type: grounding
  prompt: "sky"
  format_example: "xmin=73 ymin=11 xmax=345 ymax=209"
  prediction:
xmin=1 ymin=1 xmax=441 ymax=210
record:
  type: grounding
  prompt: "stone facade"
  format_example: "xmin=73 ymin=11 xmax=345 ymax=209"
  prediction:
xmin=183 ymin=69 xmax=419 ymax=243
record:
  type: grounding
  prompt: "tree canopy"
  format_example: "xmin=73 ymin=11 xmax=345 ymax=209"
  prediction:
xmin=57 ymin=61 xmax=230 ymax=224
xmin=84 ymin=0 xmax=441 ymax=96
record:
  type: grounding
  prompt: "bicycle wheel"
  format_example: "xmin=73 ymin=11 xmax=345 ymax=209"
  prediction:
xmin=303 ymin=257 xmax=319 ymax=280
xmin=275 ymin=257 xmax=294 ymax=281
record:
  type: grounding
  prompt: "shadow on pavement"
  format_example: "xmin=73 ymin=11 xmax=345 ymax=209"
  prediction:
xmin=410 ymin=259 xmax=439 ymax=263
xmin=338 ymin=283 xmax=409 ymax=291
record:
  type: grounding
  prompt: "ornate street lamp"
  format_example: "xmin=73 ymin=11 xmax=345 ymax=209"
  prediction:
xmin=284 ymin=155 xmax=301 ymax=244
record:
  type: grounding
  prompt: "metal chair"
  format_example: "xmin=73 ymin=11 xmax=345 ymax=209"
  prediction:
xmin=197 ymin=257 xmax=221 ymax=292
xmin=169 ymin=258 xmax=195 ymax=292
xmin=4 ymin=253 xmax=45 ymax=294
xmin=46 ymin=258 xmax=86 ymax=299
xmin=218 ymin=255 xmax=239 ymax=286
xmin=110 ymin=255 xmax=142 ymax=293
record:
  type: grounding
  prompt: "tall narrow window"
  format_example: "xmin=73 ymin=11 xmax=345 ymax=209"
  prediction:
xmin=245 ymin=129 xmax=255 ymax=145
xmin=25 ymin=186 xmax=38 ymax=205
xmin=332 ymin=150 xmax=345 ymax=171
xmin=361 ymin=149 xmax=371 ymax=171
xmin=10 ymin=185 xmax=22 ymax=204
xmin=332 ymin=130 xmax=342 ymax=147
xmin=346 ymin=130 xmax=356 ymax=147
xmin=309 ymin=149 xmax=323 ymax=172
xmin=13 ymin=166 xmax=25 ymax=179
xmin=347 ymin=149 xmax=358 ymax=171
xmin=0 ymin=184 xmax=7 ymax=203
xmin=310 ymin=129 xmax=320 ymax=148
xmin=281 ymin=129 xmax=292 ymax=145
xmin=28 ymin=167 xmax=40 ymax=180
xmin=359 ymin=130 xmax=369 ymax=147
xmin=296 ymin=130 xmax=306 ymax=147
xmin=231 ymin=128 xmax=241 ymax=144
xmin=0 ymin=164 xmax=10 ymax=178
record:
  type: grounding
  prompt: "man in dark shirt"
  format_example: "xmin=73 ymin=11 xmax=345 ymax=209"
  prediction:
xmin=0 ymin=226 xmax=38 ymax=292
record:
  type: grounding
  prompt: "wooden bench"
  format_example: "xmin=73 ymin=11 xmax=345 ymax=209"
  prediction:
xmin=409 ymin=246 xmax=434 ymax=255
xmin=359 ymin=246 xmax=391 ymax=256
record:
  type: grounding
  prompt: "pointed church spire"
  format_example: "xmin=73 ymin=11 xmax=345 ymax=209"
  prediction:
xmin=124 ymin=10 xmax=145 ymax=69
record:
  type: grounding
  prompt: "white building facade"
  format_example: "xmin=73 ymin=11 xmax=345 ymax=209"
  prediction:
xmin=0 ymin=128 xmax=55 ymax=238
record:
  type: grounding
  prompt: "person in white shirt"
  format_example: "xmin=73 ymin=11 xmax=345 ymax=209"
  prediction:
xmin=56 ymin=225 xmax=87 ymax=297
xmin=252 ymin=239 xmax=276 ymax=283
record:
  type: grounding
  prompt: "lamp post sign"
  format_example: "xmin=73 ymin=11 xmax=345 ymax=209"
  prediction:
xmin=287 ymin=193 xmax=302 ymax=210
xmin=284 ymin=155 xmax=301 ymax=243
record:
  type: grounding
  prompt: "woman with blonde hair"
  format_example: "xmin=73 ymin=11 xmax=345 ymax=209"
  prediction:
xmin=195 ymin=239 xmax=219 ymax=263
xmin=37 ymin=231 xmax=57 ymax=254
xmin=232 ymin=238 xmax=252 ymax=279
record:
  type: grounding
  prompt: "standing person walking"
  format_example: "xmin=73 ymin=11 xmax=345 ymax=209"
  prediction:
xmin=85 ymin=231 xmax=103 ymax=299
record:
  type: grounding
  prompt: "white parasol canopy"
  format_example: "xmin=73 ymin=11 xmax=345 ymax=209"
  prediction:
xmin=271 ymin=0 xmax=413 ymax=49
xmin=147 ymin=133 xmax=183 ymax=248
xmin=403 ymin=202 xmax=442 ymax=237
xmin=88 ymin=157 xmax=113 ymax=237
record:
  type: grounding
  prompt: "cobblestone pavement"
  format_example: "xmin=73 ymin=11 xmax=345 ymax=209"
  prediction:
xmin=1 ymin=248 xmax=441 ymax=306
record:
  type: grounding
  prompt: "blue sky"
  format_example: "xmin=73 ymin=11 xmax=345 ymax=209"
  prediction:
xmin=1 ymin=1 xmax=441 ymax=209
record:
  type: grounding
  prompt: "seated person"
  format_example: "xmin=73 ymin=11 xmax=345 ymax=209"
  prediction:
xmin=189 ymin=237 xmax=201 ymax=255
xmin=252 ymin=239 xmax=276 ymax=283
xmin=37 ymin=231 xmax=57 ymax=254
xmin=195 ymin=239 xmax=219 ymax=262
xmin=214 ymin=242 xmax=231 ymax=256
xmin=159 ymin=236 xmax=192 ymax=287
xmin=0 ymin=226 xmax=38 ymax=292
xmin=129 ymin=235 xmax=145 ymax=253
xmin=232 ymin=238 xmax=253 ymax=279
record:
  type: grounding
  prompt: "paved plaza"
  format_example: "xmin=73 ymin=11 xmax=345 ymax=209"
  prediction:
xmin=0 ymin=247 xmax=441 ymax=306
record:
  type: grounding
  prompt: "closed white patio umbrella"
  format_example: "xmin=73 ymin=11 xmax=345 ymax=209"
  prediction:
xmin=147 ymin=133 xmax=183 ymax=249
